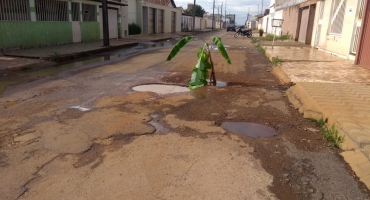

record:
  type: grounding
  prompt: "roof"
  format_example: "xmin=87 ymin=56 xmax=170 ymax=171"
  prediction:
xmin=255 ymin=14 xmax=264 ymax=19
xmin=264 ymin=9 xmax=270 ymax=16
xmin=91 ymin=0 xmax=128 ymax=6
xmin=145 ymin=0 xmax=177 ymax=7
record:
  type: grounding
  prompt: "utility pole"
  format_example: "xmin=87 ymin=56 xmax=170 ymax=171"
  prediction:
xmin=217 ymin=6 xmax=219 ymax=29
xmin=225 ymin=0 xmax=227 ymax=27
xmin=262 ymin=0 xmax=264 ymax=15
xmin=220 ymin=2 xmax=223 ymax=29
xmin=212 ymin=0 xmax=215 ymax=30
xmin=192 ymin=0 xmax=196 ymax=32
xmin=102 ymin=0 xmax=109 ymax=46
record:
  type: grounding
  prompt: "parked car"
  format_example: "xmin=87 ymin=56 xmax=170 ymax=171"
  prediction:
xmin=227 ymin=24 xmax=236 ymax=32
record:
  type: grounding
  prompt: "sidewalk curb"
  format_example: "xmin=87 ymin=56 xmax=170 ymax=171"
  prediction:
xmin=2 ymin=36 xmax=177 ymax=60
xmin=261 ymin=43 xmax=370 ymax=189
xmin=286 ymin=83 xmax=370 ymax=189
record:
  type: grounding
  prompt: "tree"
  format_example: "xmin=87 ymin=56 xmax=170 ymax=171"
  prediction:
xmin=185 ymin=5 xmax=206 ymax=18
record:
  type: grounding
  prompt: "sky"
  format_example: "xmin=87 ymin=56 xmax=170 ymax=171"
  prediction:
xmin=174 ymin=0 xmax=271 ymax=25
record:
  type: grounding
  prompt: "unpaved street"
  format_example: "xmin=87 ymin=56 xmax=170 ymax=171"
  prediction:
xmin=0 ymin=31 xmax=369 ymax=200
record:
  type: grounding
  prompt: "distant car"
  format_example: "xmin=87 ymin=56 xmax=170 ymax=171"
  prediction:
xmin=227 ymin=24 xmax=236 ymax=32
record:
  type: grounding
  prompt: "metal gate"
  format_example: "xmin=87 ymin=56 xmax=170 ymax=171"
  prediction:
xmin=298 ymin=7 xmax=309 ymax=43
xmin=148 ymin=8 xmax=155 ymax=34
xmin=171 ymin=12 xmax=176 ymax=33
xmin=356 ymin=0 xmax=370 ymax=68
xmin=350 ymin=0 xmax=365 ymax=54
xmin=314 ymin=1 xmax=325 ymax=47
xmin=158 ymin=9 xmax=164 ymax=33
xmin=99 ymin=8 xmax=118 ymax=39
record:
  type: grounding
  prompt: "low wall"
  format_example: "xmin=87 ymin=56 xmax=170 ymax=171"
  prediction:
xmin=0 ymin=21 xmax=73 ymax=49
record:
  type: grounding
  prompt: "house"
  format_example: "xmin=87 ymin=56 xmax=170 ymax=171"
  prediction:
xmin=0 ymin=0 xmax=181 ymax=49
xmin=204 ymin=14 xmax=223 ymax=29
xmin=255 ymin=14 xmax=264 ymax=30
xmin=180 ymin=4 xmax=207 ymax=31
xmin=277 ymin=0 xmax=317 ymax=43
xmin=262 ymin=0 xmax=284 ymax=35
xmin=273 ymin=0 xmax=370 ymax=68
xmin=311 ymin=0 xmax=365 ymax=61
xmin=125 ymin=0 xmax=181 ymax=35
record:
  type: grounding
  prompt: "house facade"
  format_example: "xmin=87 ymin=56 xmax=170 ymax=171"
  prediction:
xmin=0 ymin=0 xmax=181 ymax=49
xmin=311 ymin=0 xmax=366 ymax=60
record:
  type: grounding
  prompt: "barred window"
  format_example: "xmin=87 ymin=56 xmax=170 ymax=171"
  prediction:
xmin=0 ymin=0 xmax=30 ymax=21
xmin=82 ymin=4 xmax=97 ymax=22
xmin=35 ymin=0 xmax=68 ymax=21
xmin=329 ymin=0 xmax=346 ymax=35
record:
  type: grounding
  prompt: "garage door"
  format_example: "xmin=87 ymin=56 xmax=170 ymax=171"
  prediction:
xmin=149 ymin=8 xmax=155 ymax=34
xmin=171 ymin=11 xmax=176 ymax=33
xmin=99 ymin=8 xmax=118 ymax=39
xmin=298 ymin=7 xmax=309 ymax=43
xmin=158 ymin=9 xmax=164 ymax=33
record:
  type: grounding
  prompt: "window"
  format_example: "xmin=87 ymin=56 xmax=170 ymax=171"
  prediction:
xmin=0 ymin=0 xmax=30 ymax=21
xmin=35 ymin=0 xmax=68 ymax=21
xmin=82 ymin=4 xmax=97 ymax=22
xmin=329 ymin=0 xmax=346 ymax=35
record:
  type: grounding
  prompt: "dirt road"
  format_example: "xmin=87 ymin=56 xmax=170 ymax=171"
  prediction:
xmin=0 ymin=31 xmax=369 ymax=200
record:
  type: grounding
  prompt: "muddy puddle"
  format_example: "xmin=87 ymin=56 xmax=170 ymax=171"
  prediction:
xmin=221 ymin=122 xmax=278 ymax=138
xmin=132 ymin=84 xmax=189 ymax=95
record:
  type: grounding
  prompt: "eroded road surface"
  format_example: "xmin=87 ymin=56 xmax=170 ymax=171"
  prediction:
xmin=1 ymin=32 xmax=369 ymax=200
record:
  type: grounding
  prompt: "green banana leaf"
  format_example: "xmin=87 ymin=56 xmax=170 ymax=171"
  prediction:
xmin=187 ymin=57 xmax=208 ymax=89
xmin=166 ymin=36 xmax=193 ymax=61
xmin=211 ymin=37 xmax=232 ymax=64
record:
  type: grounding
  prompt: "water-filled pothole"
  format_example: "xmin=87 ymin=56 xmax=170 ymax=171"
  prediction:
xmin=221 ymin=122 xmax=278 ymax=138
xmin=207 ymin=81 xmax=227 ymax=87
xmin=132 ymin=84 xmax=189 ymax=95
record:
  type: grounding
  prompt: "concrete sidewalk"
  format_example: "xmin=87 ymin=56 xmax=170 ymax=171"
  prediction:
xmin=264 ymin=45 xmax=370 ymax=188
xmin=2 ymin=32 xmax=190 ymax=59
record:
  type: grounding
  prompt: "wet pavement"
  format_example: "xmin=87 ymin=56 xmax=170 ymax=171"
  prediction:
xmin=0 ymin=31 xmax=369 ymax=200
xmin=265 ymin=44 xmax=370 ymax=189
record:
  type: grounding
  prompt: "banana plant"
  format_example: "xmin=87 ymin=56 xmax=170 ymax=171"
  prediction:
xmin=166 ymin=36 xmax=231 ymax=89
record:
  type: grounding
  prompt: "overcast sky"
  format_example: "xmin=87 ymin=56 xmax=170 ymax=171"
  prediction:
xmin=174 ymin=0 xmax=271 ymax=24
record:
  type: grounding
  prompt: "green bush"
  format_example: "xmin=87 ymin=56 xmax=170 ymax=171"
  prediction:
xmin=128 ymin=23 xmax=142 ymax=35
xmin=259 ymin=29 xmax=264 ymax=37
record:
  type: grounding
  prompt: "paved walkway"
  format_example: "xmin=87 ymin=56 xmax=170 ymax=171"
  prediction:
xmin=264 ymin=45 xmax=370 ymax=189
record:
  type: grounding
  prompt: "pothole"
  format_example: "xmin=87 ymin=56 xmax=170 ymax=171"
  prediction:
xmin=221 ymin=122 xmax=278 ymax=138
xmin=132 ymin=84 xmax=189 ymax=95
xmin=148 ymin=114 xmax=169 ymax=134
xmin=207 ymin=81 xmax=227 ymax=87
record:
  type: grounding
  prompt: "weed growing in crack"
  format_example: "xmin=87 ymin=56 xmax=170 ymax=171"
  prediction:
xmin=271 ymin=57 xmax=282 ymax=66
xmin=257 ymin=44 xmax=266 ymax=57
xmin=307 ymin=118 xmax=344 ymax=148
xmin=251 ymin=37 xmax=258 ymax=44
xmin=321 ymin=123 xmax=345 ymax=149
xmin=308 ymin=118 xmax=325 ymax=127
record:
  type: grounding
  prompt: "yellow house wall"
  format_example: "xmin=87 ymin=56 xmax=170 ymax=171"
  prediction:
xmin=316 ymin=0 xmax=359 ymax=58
